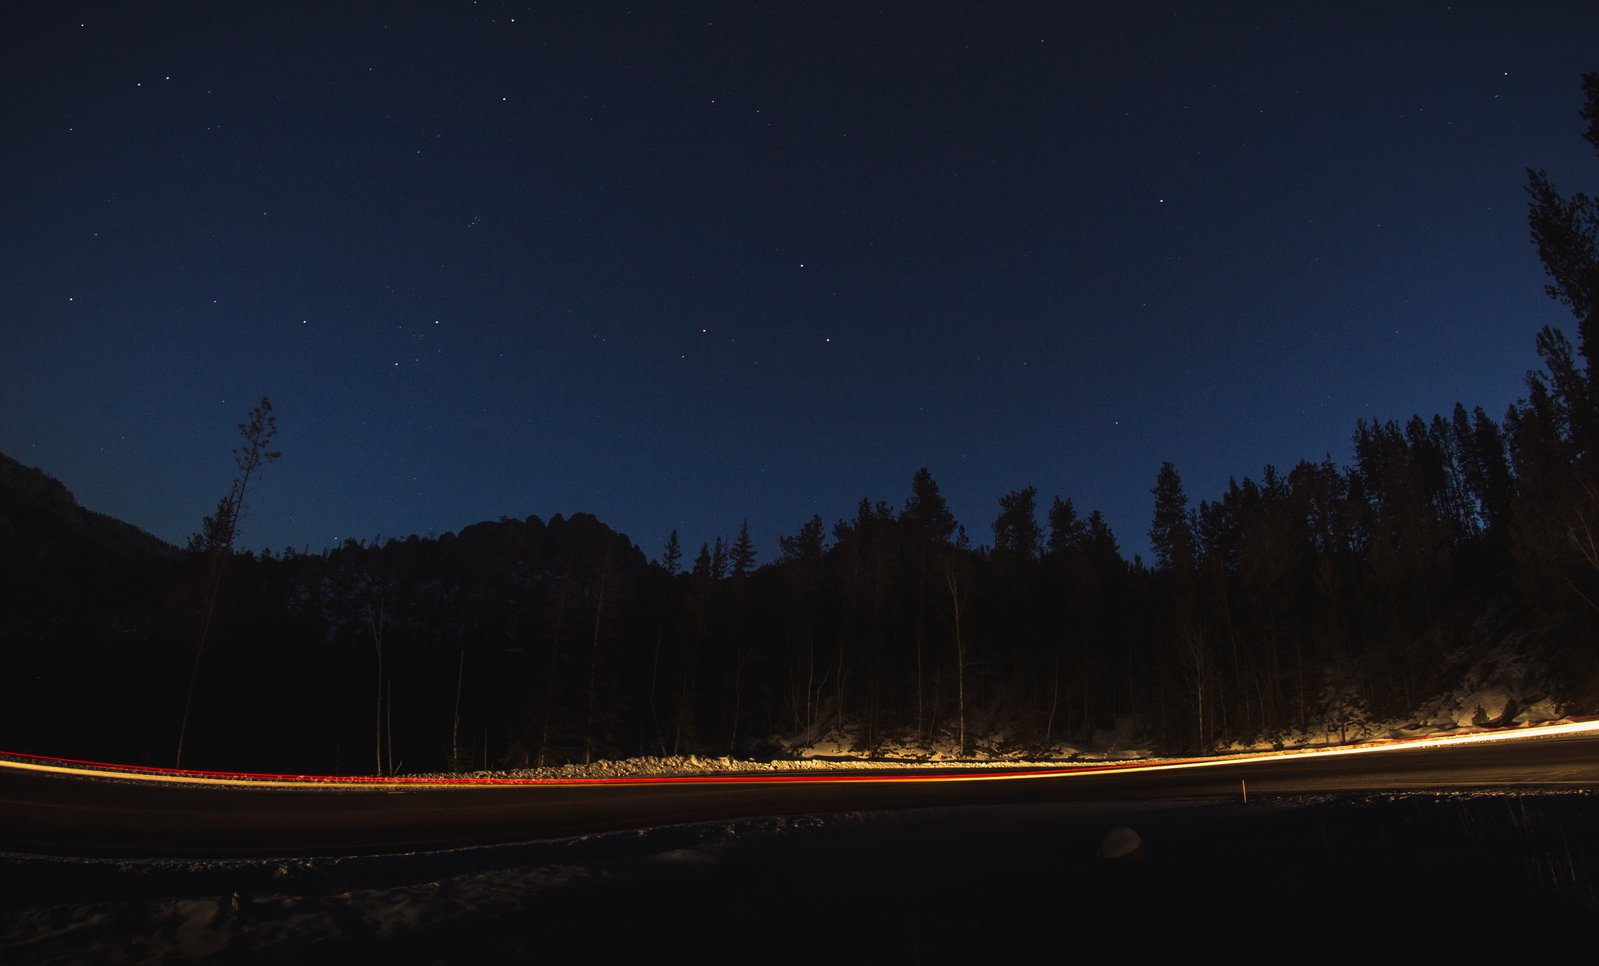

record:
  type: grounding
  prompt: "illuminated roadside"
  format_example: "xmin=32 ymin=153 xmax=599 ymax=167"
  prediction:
xmin=5 ymin=718 xmax=1595 ymax=791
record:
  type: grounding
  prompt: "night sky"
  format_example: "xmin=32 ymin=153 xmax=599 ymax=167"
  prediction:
xmin=5 ymin=2 xmax=1597 ymax=564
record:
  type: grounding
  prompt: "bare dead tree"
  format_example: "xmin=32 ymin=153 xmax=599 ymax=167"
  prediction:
xmin=175 ymin=397 xmax=280 ymax=769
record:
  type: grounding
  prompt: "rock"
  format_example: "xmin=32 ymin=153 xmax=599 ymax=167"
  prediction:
xmin=1459 ymin=688 xmax=1515 ymax=728
xmin=1099 ymin=827 xmax=1144 ymax=861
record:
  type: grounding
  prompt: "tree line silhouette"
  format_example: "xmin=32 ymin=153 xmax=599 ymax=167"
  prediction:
xmin=2 ymin=74 xmax=1596 ymax=774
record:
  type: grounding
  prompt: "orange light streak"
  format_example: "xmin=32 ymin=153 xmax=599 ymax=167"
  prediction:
xmin=3 ymin=718 xmax=1594 ymax=790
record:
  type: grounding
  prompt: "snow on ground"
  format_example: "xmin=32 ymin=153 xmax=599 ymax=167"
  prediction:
xmin=415 ymin=642 xmax=1571 ymax=783
xmin=1224 ymin=641 xmax=1570 ymax=753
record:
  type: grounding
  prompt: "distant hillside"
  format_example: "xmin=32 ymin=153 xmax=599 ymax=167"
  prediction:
xmin=0 ymin=452 xmax=178 ymax=617
xmin=0 ymin=457 xmax=661 ymax=769
xmin=0 ymin=454 xmax=178 ymax=566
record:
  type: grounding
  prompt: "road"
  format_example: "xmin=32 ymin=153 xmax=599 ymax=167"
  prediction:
xmin=3 ymin=725 xmax=1597 ymax=859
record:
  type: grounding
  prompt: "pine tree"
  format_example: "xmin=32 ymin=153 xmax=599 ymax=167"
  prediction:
xmin=901 ymin=469 xmax=954 ymax=744
xmin=1047 ymin=496 xmax=1088 ymax=557
xmin=730 ymin=520 xmax=757 ymax=578
xmin=1149 ymin=461 xmax=1209 ymax=748
xmin=1525 ymin=72 xmax=1599 ymax=375
xmin=777 ymin=515 xmax=827 ymax=733
xmin=1149 ymin=462 xmax=1195 ymax=573
xmin=903 ymin=468 xmax=957 ymax=546
xmin=779 ymin=515 xmax=827 ymax=562
xmin=711 ymin=537 xmax=728 ymax=581
xmin=662 ymin=530 xmax=683 ymax=575
xmin=1085 ymin=510 xmax=1120 ymax=563
xmin=1512 ymin=73 xmax=1599 ymax=618
xmin=992 ymin=486 xmax=1041 ymax=561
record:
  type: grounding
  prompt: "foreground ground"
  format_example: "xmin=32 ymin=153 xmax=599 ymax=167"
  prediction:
xmin=3 ymin=790 xmax=1597 ymax=963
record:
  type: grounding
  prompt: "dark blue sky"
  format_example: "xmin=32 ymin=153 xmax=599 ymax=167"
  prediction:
xmin=4 ymin=2 xmax=1597 ymax=563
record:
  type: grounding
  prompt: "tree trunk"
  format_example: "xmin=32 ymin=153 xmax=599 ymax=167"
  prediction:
xmin=451 ymin=649 xmax=465 ymax=772
xmin=369 ymin=600 xmax=385 ymax=775
xmin=538 ymin=561 xmax=573 ymax=767
xmin=583 ymin=571 xmax=609 ymax=765
xmin=946 ymin=569 xmax=967 ymax=757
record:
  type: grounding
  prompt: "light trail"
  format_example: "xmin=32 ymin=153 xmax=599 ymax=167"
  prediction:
xmin=4 ymin=718 xmax=1596 ymax=791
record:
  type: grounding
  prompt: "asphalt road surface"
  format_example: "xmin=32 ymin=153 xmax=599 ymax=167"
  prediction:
xmin=4 ymin=729 xmax=1597 ymax=859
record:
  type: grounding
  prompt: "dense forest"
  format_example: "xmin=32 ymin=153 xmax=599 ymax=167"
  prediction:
xmin=3 ymin=75 xmax=1598 ymax=775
